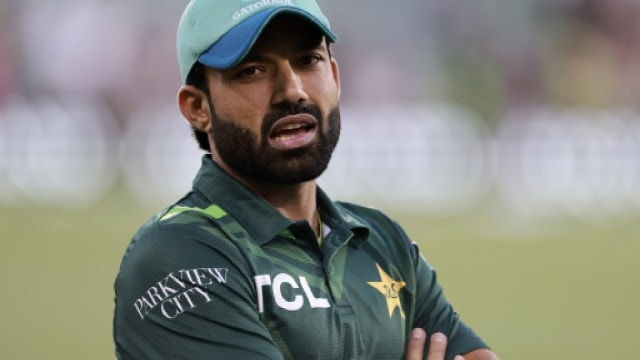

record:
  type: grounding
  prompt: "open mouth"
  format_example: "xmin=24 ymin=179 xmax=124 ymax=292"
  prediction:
xmin=268 ymin=114 xmax=318 ymax=150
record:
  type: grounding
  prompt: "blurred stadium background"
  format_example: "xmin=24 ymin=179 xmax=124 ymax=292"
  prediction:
xmin=1 ymin=0 xmax=639 ymax=359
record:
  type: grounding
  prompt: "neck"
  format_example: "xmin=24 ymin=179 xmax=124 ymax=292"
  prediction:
xmin=214 ymin=156 xmax=320 ymax=236
xmin=256 ymin=181 xmax=318 ymax=221
xmin=251 ymin=181 xmax=321 ymax=238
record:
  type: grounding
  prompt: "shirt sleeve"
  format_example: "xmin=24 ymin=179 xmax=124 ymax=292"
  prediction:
xmin=409 ymin=241 xmax=489 ymax=359
xmin=114 ymin=216 xmax=284 ymax=360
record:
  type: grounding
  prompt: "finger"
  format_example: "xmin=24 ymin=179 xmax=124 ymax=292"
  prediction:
xmin=405 ymin=328 xmax=426 ymax=360
xmin=426 ymin=332 xmax=447 ymax=360
xmin=454 ymin=356 xmax=465 ymax=360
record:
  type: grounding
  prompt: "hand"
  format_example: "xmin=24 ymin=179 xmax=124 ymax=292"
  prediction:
xmin=405 ymin=328 xmax=465 ymax=360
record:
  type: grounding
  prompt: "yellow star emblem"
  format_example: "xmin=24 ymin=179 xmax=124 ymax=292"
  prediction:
xmin=367 ymin=263 xmax=406 ymax=318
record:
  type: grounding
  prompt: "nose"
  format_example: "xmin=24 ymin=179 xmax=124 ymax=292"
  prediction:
xmin=271 ymin=62 xmax=308 ymax=107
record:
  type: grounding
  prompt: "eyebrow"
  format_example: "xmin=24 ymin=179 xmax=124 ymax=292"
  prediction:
xmin=299 ymin=33 xmax=324 ymax=51
xmin=239 ymin=53 xmax=269 ymax=64
xmin=240 ymin=34 xmax=326 ymax=64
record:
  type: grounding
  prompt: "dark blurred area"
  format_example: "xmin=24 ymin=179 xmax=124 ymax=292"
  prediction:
xmin=1 ymin=0 xmax=640 ymax=226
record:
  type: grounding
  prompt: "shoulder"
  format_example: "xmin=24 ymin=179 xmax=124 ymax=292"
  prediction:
xmin=116 ymin=205 xmax=246 ymax=288
xmin=123 ymin=205 xmax=227 ymax=257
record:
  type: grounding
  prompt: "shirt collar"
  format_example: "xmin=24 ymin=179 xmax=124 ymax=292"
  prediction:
xmin=316 ymin=186 xmax=369 ymax=248
xmin=192 ymin=155 xmax=369 ymax=247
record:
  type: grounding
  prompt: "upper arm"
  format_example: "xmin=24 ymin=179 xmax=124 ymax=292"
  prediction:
xmin=408 ymin=241 xmax=490 ymax=359
xmin=114 ymin=220 xmax=284 ymax=360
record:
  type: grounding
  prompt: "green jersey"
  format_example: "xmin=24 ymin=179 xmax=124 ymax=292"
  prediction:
xmin=114 ymin=156 xmax=488 ymax=359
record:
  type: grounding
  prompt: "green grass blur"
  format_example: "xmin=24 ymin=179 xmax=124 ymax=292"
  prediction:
xmin=1 ymin=188 xmax=638 ymax=359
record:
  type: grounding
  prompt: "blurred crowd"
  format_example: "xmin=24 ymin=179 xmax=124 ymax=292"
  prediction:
xmin=1 ymin=0 xmax=640 ymax=226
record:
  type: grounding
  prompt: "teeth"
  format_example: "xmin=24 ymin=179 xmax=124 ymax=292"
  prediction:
xmin=272 ymin=122 xmax=312 ymax=140
xmin=277 ymin=134 xmax=296 ymax=140
xmin=282 ymin=124 xmax=304 ymax=130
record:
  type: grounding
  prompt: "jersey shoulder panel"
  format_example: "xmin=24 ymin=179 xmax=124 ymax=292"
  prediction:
xmin=113 ymin=205 xmax=283 ymax=360
xmin=115 ymin=204 xmax=253 ymax=300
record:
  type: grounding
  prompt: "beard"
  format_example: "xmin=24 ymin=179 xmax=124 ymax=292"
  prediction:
xmin=209 ymin=103 xmax=341 ymax=184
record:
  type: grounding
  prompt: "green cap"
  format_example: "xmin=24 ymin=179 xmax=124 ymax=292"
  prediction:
xmin=177 ymin=0 xmax=338 ymax=83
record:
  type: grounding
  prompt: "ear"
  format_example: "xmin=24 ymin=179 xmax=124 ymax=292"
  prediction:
xmin=177 ymin=85 xmax=212 ymax=133
xmin=330 ymin=58 xmax=341 ymax=98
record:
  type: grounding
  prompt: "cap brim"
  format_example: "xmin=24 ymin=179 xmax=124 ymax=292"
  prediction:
xmin=198 ymin=8 xmax=338 ymax=70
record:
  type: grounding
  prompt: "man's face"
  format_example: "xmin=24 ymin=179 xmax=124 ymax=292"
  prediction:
xmin=204 ymin=14 xmax=341 ymax=184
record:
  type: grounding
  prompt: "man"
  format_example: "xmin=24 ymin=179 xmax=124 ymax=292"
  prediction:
xmin=113 ymin=1 xmax=499 ymax=359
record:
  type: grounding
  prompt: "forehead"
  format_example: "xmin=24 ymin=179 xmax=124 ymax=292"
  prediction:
xmin=248 ymin=14 xmax=325 ymax=55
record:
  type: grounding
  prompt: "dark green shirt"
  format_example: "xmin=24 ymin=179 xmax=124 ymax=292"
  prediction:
xmin=114 ymin=156 xmax=487 ymax=359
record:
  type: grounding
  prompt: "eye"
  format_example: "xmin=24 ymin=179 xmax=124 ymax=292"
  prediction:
xmin=298 ymin=54 xmax=322 ymax=66
xmin=235 ymin=65 xmax=264 ymax=79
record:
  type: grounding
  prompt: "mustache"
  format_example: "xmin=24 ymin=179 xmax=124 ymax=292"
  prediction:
xmin=261 ymin=104 xmax=323 ymax=135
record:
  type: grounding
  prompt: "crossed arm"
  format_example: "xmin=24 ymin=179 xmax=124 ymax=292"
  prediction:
xmin=405 ymin=328 xmax=499 ymax=360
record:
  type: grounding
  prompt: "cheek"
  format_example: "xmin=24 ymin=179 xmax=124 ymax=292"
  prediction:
xmin=319 ymin=67 xmax=340 ymax=100
xmin=211 ymin=95 xmax=265 ymax=129
xmin=209 ymin=80 xmax=270 ymax=126
xmin=313 ymin=79 xmax=340 ymax=115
